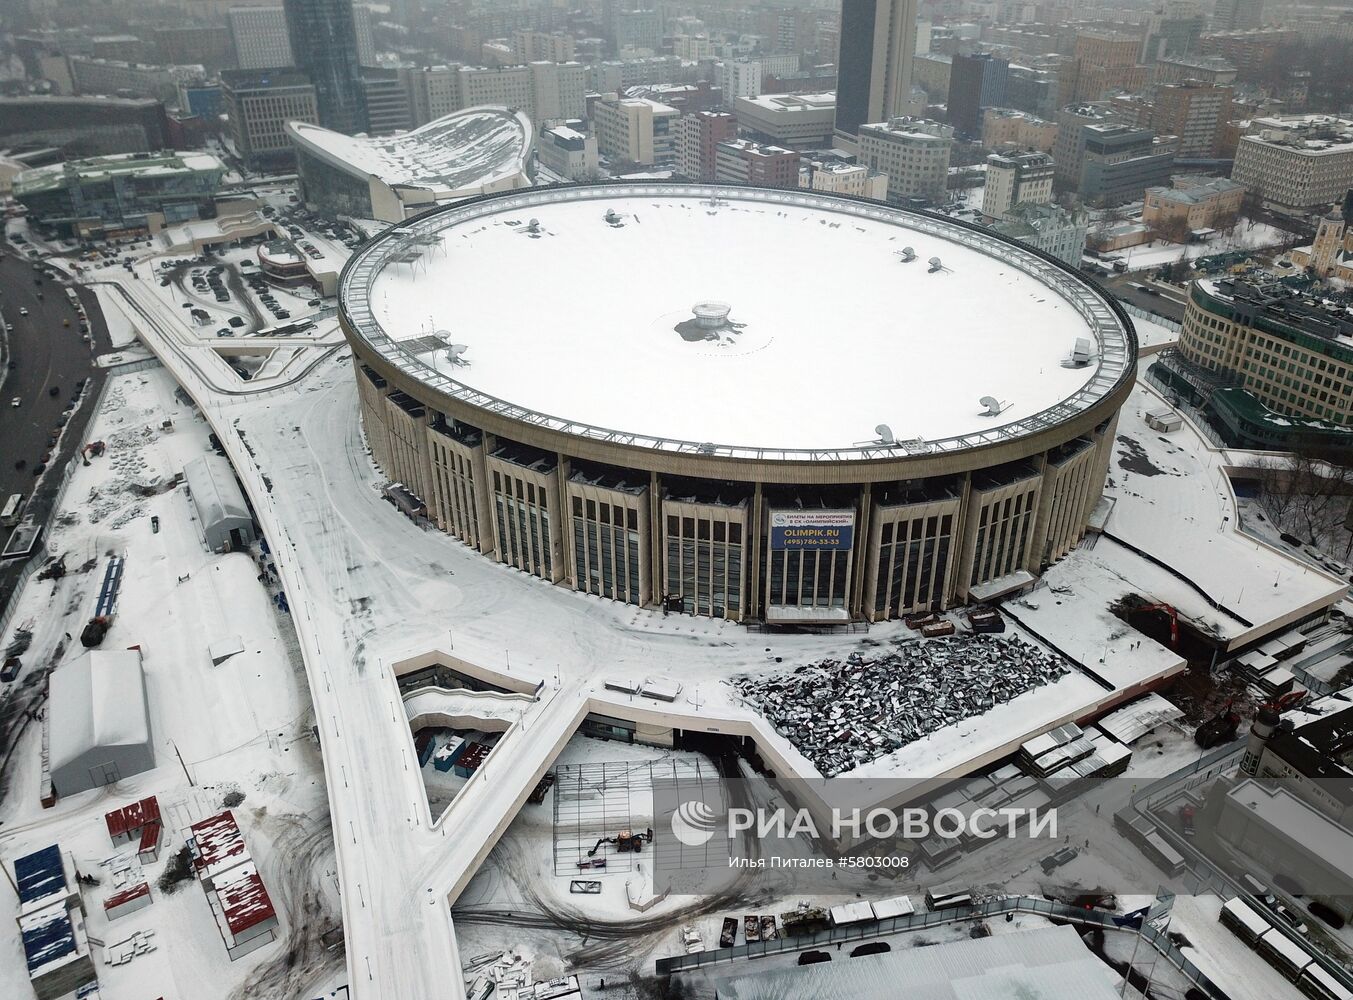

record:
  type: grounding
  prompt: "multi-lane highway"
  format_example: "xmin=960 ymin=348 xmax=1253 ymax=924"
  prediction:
xmin=0 ymin=244 xmax=110 ymax=605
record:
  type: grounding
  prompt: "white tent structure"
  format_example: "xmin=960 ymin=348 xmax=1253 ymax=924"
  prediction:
xmin=184 ymin=453 xmax=255 ymax=552
xmin=49 ymin=650 xmax=154 ymax=796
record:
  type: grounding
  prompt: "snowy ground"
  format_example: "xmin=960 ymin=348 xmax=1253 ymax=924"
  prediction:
xmin=1113 ymin=219 xmax=1294 ymax=271
xmin=0 ymin=368 xmax=340 ymax=1000
xmin=1101 ymin=376 xmax=1346 ymax=646
xmin=17 ymin=242 xmax=1340 ymax=999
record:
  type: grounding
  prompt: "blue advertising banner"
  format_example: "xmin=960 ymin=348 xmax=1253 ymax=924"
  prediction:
xmin=769 ymin=510 xmax=855 ymax=551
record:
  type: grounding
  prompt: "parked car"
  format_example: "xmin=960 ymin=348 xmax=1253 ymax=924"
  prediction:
xmin=1307 ymin=901 xmax=1346 ymax=929
xmin=1272 ymin=902 xmax=1308 ymax=935
xmin=9 ymin=396 xmax=19 ymax=407
xmin=1 ymin=656 xmax=20 ymax=682
xmin=18 ymin=306 xmax=27 ymax=315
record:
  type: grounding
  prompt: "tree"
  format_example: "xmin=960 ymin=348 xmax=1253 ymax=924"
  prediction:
xmin=1243 ymin=445 xmax=1353 ymax=551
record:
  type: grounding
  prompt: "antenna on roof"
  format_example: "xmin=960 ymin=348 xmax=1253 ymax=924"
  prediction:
xmin=979 ymin=396 xmax=1009 ymax=417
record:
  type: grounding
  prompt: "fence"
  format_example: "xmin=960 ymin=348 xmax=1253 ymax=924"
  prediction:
xmin=656 ymin=894 xmax=1227 ymax=997
xmin=1121 ymin=300 xmax=1182 ymax=334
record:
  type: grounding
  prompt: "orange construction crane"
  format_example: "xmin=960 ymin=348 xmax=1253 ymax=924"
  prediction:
xmin=1136 ymin=602 xmax=1180 ymax=647
xmin=1261 ymin=689 xmax=1306 ymax=714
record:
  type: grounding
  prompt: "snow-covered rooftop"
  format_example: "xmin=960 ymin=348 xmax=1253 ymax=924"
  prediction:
xmin=47 ymin=650 xmax=150 ymax=774
xmin=287 ymin=106 xmax=532 ymax=195
xmin=346 ymin=184 xmax=1133 ymax=457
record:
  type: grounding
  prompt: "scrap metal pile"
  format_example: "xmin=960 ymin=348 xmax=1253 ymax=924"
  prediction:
xmin=733 ymin=634 xmax=1071 ymax=777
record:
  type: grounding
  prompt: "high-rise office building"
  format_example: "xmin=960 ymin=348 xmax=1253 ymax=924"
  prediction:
xmin=835 ymin=0 xmax=918 ymax=137
xmin=283 ymin=0 xmax=367 ymax=134
xmin=1213 ymin=0 xmax=1265 ymax=32
xmin=676 ymin=109 xmax=738 ymax=181
xmin=230 ymin=7 xmax=294 ymax=70
xmin=1150 ymin=81 xmax=1231 ymax=158
xmin=948 ymin=53 xmax=1008 ymax=137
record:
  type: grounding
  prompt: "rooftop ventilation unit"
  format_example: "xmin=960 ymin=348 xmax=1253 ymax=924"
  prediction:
xmin=526 ymin=217 xmax=541 ymax=234
xmin=895 ymin=246 xmax=916 ymax=262
xmin=445 ymin=344 xmax=470 ymax=366
xmin=604 ymin=208 xmax=623 ymax=226
xmin=1070 ymin=337 xmax=1094 ymax=367
xmin=979 ymin=396 xmax=1008 ymax=417
xmin=875 ymin=424 xmax=896 ymax=445
xmin=928 ymin=256 xmax=946 ymax=273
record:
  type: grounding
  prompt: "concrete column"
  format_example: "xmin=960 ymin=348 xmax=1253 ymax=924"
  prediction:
xmin=748 ymin=481 xmax=764 ymax=620
xmin=851 ymin=484 xmax=873 ymax=620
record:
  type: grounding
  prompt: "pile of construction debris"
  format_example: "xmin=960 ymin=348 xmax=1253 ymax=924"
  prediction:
xmin=733 ymin=634 xmax=1071 ymax=777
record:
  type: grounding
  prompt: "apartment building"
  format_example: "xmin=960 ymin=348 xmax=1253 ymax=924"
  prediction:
xmin=713 ymin=139 xmax=800 ymax=189
xmin=592 ymin=96 xmax=679 ymax=166
xmin=983 ymin=150 xmax=1054 ymax=220
xmin=676 ymin=110 xmax=737 ymax=182
xmin=1231 ymin=115 xmax=1353 ymax=215
xmin=857 ymin=117 xmax=954 ymax=205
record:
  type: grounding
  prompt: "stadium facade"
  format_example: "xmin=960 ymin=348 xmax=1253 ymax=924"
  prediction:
xmin=339 ymin=183 xmax=1135 ymax=623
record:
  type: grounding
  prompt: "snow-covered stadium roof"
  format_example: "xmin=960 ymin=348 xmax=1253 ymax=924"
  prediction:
xmin=287 ymin=107 xmax=533 ymax=199
xmin=48 ymin=650 xmax=150 ymax=774
xmin=341 ymin=184 xmax=1134 ymax=459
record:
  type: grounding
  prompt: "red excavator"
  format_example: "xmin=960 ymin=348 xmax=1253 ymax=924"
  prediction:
xmin=1195 ymin=696 xmax=1240 ymax=748
xmin=1136 ymin=602 xmax=1180 ymax=648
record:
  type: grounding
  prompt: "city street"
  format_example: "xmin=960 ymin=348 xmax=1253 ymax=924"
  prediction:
xmin=0 ymin=244 xmax=111 ymax=618
xmin=1102 ymin=273 xmax=1187 ymax=324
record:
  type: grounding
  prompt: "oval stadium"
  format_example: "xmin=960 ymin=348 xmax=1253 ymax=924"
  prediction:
xmin=339 ymin=183 xmax=1136 ymax=623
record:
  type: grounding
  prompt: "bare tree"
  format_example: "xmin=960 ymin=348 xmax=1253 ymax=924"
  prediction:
xmin=1244 ymin=446 xmax=1353 ymax=551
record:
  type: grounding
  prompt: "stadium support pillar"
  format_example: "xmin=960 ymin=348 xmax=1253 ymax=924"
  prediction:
xmin=748 ymin=482 xmax=764 ymax=620
xmin=851 ymin=484 xmax=873 ymax=620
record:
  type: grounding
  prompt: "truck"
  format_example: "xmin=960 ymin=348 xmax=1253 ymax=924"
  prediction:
xmin=80 ymin=615 xmax=112 ymax=647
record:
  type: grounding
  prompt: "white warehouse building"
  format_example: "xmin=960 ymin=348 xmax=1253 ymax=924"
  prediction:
xmin=49 ymin=650 xmax=154 ymax=797
xmin=184 ymin=453 xmax=256 ymax=553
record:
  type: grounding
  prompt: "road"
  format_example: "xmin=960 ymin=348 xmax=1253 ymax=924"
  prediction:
xmin=0 ymin=245 xmax=112 ymax=615
xmin=1102 ymin=274 xmax=1187 ymax=324
xmin=0 ymin=251 xmax=104 ymax=504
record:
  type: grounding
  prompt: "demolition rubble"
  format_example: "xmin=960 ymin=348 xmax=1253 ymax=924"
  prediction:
xmin=733 ymin=635 xmax=1072 ymax=777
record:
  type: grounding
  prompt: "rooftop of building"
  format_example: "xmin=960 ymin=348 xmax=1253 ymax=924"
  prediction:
xmin=714 ymin=925 xmax=1121 ymax=1000
xmin=717 ymin=138 xmax=795 ymax=157
xmin=739 ymin=92 xmax=836 ymax=112
xmin=287 ymin=106 xmax=532 ymax=194
xmin=1146 ymin=176 xmax=1244 ymax=203
xmin=600 ymin=95 xmax=680 ymax=114
xmin=1198 ymin=277 xmax=1353 ymax=347
xmin=859 ymin=116 xmax=954 ymax=141
xmin=12 ymin=149 xmax=224 ymax=197
xmin=985 ymin=107 xmax=1053 ymax=124
xmin=1157 ymin=53 xmax=1238 ymax=69
xmin=220 ymin=67 xmax=314 ymax=91
xmin=1244 ymin=114 xmax=1353 ymax=153
xmin=1266 ymin=699 xmax=1353 ymax=794
xmin=988 ymin=149 xmax=1055 ymax=168
xmin=0 ymin=93 xmax=162 ymax=108
xmin=343 ymin=184 xmax=1132 ymax=459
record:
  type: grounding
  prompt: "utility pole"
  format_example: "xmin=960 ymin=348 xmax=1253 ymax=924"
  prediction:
xmin=172 ymin=739 xmax=195 ymax=787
